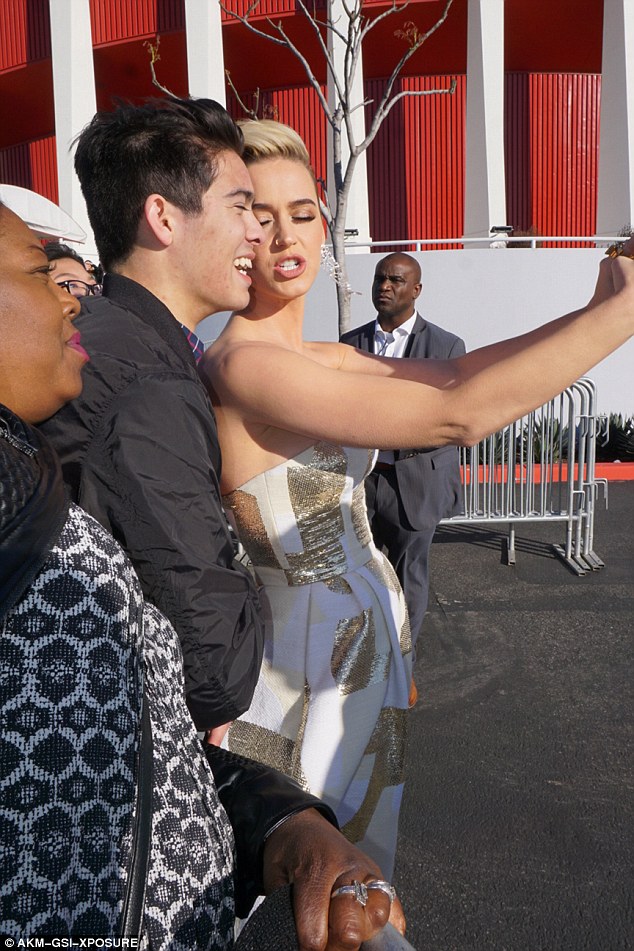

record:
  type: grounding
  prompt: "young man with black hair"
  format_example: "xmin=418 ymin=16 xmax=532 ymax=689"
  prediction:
xmin=42 ymin=97 xmax=263 ymax=738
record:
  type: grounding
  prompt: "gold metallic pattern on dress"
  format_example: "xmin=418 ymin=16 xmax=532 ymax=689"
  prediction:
xmin=367 ymin=555 xmax=412 ymax=655
xmin=293 ymin=679 xmax=312 ymax=775
xmin=399 ymin=612 xmax=412 ymax=658
xmin=341 ymin=707 xmax=408 ymax=845
xmin=286 ymin=444 xmax=348 ymax=585
xmin=227 ymin=720 xmax=310 ymax=791
xmin=324 ymin=576 xmax=353 ymax=596
xmin=222 ymin=489 xmax=280 ymax=570
xmin=367 ymin=554 xmax=400 ymax=594
xmin=331 ymin=609 xmax=391 ymax=696
xmin=351 ymin=482 xmax=372 ymax=547
xmin=309 ymin=442 xmax=350 ymax=475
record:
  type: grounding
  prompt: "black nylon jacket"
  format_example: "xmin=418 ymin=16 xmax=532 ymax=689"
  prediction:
xmin=40 ymin=273 xmax=264 ymax=730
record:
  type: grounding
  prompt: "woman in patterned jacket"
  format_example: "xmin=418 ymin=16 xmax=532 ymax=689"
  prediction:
xmin=0 ymin=200 xmax=405 ymax=947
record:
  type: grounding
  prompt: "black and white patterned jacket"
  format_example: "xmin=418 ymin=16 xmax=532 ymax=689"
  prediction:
xmin=0 ymin=406 xmax=336 ymax=942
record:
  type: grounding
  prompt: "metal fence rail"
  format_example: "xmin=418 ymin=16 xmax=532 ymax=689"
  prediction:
xmin=439 ymin=379 xmax=608 ymax=575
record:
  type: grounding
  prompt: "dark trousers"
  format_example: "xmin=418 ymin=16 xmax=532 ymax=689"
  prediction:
xmin=365 ymin=467 xmax=434 ymax=650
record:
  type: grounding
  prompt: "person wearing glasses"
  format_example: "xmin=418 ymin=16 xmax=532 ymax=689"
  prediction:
xmin=44 ymin=240 xmax=103 ymax=298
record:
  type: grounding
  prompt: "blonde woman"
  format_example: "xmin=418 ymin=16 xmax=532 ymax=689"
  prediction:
xmin=202 ymin=120 xmax=634 ymax=878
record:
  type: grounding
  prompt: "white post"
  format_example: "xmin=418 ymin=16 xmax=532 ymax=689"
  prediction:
xmin=184 ymin=0 xmax=226 ymax=105
xmin=463 ymin=0 xmax=507 ymax=240
xmin=596 ymin=0 xmax=634 ymax=235
xmin=48 ymin=0 xmax=97 ymax=254
xmin=326 ymin=0 xmax=371 ymax=249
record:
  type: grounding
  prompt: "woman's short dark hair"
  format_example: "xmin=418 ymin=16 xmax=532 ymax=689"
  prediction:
xmin=74 ymin=97 xmax=244 ymax=272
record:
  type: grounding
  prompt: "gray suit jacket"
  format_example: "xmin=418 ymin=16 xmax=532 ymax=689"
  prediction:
xmin=340 ymin=312 xmax=466 ymax=531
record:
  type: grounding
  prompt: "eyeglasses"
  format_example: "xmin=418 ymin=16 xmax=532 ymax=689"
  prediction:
xmin=56 ymin=279 xmax=103 ymax=299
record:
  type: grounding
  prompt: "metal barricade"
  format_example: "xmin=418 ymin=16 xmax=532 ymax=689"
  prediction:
xmin=439 ymin=379 xmax=608 ymax=575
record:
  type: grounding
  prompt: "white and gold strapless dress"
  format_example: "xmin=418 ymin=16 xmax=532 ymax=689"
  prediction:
xmin=222 ymin=442 xmax=412 ymax=876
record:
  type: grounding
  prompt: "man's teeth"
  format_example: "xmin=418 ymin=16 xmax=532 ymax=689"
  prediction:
xmin=279 ymin=259 xmax=300 ymax=270
xmin=234 ymin=257 xmax=252 ymax=271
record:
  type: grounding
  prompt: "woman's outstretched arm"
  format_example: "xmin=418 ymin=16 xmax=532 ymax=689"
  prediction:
xmin=206 ymin=253 xmax=634 ymax=451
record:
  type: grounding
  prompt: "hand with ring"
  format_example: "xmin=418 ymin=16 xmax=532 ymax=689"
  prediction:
xmin=262 ymin=808 xmax=406 ymax=950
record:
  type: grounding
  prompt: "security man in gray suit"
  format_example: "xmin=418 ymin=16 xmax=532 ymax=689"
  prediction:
xmin=341 ymin=252 xmax=466 ymax=656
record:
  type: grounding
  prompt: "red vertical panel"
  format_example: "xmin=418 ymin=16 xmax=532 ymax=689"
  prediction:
xmin=90 ymin=0 xmax=184 ymax=45
xmin=30 ymin=134 xmax=58 ymax=202
xmin=504 ymin=73 xmax=601 ymax=244
xmin=221 ymin=0 xmax=317 ymax=22
xmin=366 ymin=74 xmax=465 ymax=248
xmin=365 ymin=78 xmax=408 ymax=246
xmin=0 ymin=0 xmax=50 ymax=69
xmin=505 ymin=73 xmax=532 ymax=232
xmin=0 ymin=135 xmax=57 ymax=202
xmin=0 ymin=143 xmax=31 ymax=187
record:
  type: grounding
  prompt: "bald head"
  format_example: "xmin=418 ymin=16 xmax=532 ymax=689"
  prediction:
xmin=371 ymin=253 xmax=422 ymax=330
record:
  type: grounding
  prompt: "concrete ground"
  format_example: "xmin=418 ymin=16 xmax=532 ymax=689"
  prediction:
xmin=394 ymin=482 xmax=634 ymax=951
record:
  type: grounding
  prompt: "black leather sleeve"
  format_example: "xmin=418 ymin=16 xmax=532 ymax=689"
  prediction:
xmin=205 ymin=744 xmax=339 ymax=917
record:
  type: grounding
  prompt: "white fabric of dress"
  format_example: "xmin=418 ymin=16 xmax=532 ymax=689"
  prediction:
xmin=223 ymin=442 xmax=412 ymax=877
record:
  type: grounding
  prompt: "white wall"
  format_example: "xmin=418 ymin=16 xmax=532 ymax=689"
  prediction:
xmin=199 ymin=248 xmax=634 ymax=416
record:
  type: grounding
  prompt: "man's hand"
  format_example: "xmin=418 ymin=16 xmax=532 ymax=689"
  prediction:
xmin=262 ymin=808 xmax=406 ymax=951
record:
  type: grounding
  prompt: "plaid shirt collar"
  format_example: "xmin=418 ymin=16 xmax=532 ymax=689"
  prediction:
xmin=179 ymin=324 xmax=205 ymax=365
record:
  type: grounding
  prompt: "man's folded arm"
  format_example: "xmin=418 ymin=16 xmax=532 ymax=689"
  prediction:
xmin=78 ymin=378 xmax=265 ymax=729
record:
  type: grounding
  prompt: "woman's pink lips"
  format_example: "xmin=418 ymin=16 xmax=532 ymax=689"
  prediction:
xmin=274 ymin=257 xmax=306 ymax=278
xmin=67 ymin=331 xmax=90 ymax=362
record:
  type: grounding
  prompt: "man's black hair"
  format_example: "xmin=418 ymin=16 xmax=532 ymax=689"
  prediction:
xmin=74 ymin=97 xmax=244 ymax=272
xmin=43 ymin=241 xmax=87 ymax=266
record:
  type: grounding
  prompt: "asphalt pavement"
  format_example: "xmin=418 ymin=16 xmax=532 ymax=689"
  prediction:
xmin=394 ymin=482 xmax=634 ymax=951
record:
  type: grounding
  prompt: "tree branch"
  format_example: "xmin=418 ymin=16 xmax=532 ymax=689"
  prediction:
xmin=143 ymin=37 xmax=176 ymax=98
xmin=225 ymin=70 xmax=260 ymax=119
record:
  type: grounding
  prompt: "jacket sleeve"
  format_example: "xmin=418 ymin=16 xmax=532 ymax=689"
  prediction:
xmin=448 ymin=335 xmax=467 ymax=358
xmin=205 ymin=743 xmax=338 ymax=916
xmin=77 ymin=376 xmax=264 ymax=731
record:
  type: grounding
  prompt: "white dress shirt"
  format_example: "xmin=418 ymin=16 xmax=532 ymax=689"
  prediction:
xmin=373 ymin=312 xmax=417 ymax=359
xmin=374 ymin=312 xmax=418 ymax=464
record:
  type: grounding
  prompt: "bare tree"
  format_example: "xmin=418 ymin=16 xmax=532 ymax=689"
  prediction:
xmin=222 ymin=0 xmax=456 ymax=332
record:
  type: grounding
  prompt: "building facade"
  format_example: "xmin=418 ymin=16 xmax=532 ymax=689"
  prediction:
xmin=1 ymin=0 xmax=633 ymax=251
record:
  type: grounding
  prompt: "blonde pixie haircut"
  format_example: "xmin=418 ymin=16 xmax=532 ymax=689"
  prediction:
xmin=239 ymin=119 xmax=312 ymax=169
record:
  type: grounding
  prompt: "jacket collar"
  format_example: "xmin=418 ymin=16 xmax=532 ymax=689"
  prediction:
xmin=0 ymin=404 xmax=68 ymax=622
xmin=101 ymin=272 xmax=198 ymax=371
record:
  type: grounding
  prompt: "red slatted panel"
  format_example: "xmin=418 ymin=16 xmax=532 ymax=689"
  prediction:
xmin=365 ymin=78 xmax=408 ymax=245
xmin=0 ymin=135 xmax=58 ymax=202
xmin=0 ymin=0 xmax=50 ymax=70
xmin=505 ymin=73 xmax=531 ymax=233
xmin=90 ymin=0 xmax=184 ymax=45
xmin=221 ymin=0 xmax=325 ymax=22
xmin=227 ymin=83 xmax=328 ymax=187
xmin=506 ymin=72 xmax=600 ymax=245
xmin=366 ymin=74 xmax=465 ymax=248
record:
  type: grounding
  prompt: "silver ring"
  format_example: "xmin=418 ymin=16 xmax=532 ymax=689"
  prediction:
xmin=330 ymin=879 xmax=396 ymax=906
xmin=367 ymin=880 xmax=396 ymax=903
xmin=330 ymin=881 xmax=368 ymax=906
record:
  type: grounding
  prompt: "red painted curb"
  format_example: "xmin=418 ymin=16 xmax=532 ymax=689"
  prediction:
xmin=460 ymin=463 xmax=634 ymax=484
